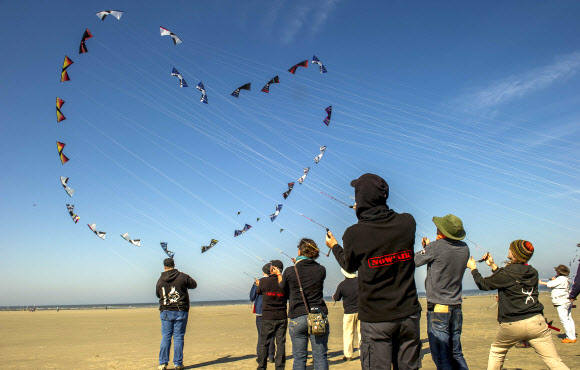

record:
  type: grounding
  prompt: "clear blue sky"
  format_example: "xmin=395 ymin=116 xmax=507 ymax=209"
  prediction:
xmin=1 ymin=0 xmax=579 ymax=306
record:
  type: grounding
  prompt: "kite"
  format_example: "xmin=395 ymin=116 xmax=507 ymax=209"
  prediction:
xmin=288 ymin=60 xmax=308 ymax=74
xmin=297 ymin=167 xmax=310 ymax=185
xmin=66 ymin=204 xmax=80 ymax=224
xmin=56 ymin=141 xmax=69 ymax=165
xmin=201 ymin=239 xmax=218 ymax=253
xmin=160 ymin=27 xmax=182 ymax=45
xmin=283 ymin=182 xmax=295 ymax=200
xmin=256 ymin=218 xmax=261 ymax=222
xmin=196 ymin=82 xmax=208 ymax=104
xmin=160 ymin=242 xmax=175 ymax=258
xmin=280 ymin=229 xmax=284 ymax=233
xmin=171 ymin=68 xmax=188 ymax=88
xmin=270 ymin=204 xmax=283 ymax=222
xmin=79 ymin=29 xmax=93 ymax=54
xmin=237 ymin=211 xmax=241 ymax=216
xmin=61 ymin=56 xmax=74 ymax=82
xmin=121 ymin=233 xmax=141 ymax=247
xmin=231 ymin=83 xmax=251 ymax=98
xmin=234 ymin=224 xmax=252 ymax=237
xmin=60 ymin=176 xmax=75 ymax=197
xmin=311 ymin=55 xmax=327 ymax=74
xmin=56 ymin=97 xmax=66 ymax=123
xmin=95 ymin=10 xmax=123 ymax=21
xmin=261 ymin=76 xmax=279 ymax=93
xmin=323 ymin=106 xmax=332 ymax=126
xmin=87 ymin=223 xmax=106 ymax=240
xmin=314 ymin=145 xmax=327 ymax=164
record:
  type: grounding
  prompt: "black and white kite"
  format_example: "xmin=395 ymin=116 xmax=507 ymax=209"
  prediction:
xmin=261 ymin=76 xmax=279 ymax=93
xmin=66 ymin=204 xmax=79 ymax=224
xmin=288 ymin=60 xmax=308 ymax=74
xmin=297 ymin=167 xmax=310 ymax=185
xmin=311 ymin=56 xmax=327 ymax=74
xmin=96 ymin=10 xmax=123 ymax=21
xmin=314 ymin=146 xmax=327 ymax=164
xmin=231 ymin=83 xmax=251 ymax=98
xmin=88 ymin=223 xmax=106 ymax=240
xmin=60 ymin=176 xmax=75 ymax=197
xmin=270 ymin=204 xmax=283 ymax=222
xmin=160 ymin=27 xmax=182 ymax=45
xmin=196 ymin=82 xmax=208 ymax=104
xmin=283 ymin=182 xmax=295 ymax=199
xmin=160 ymin=242 xmax=175 ymax=258
xmin=201 ymin=239 xmax=218 ymax=253
xmin=171 ymin=68 xmax=188 ymax=88
xmin=121 ymin=233 xmax=141 ymax=247
xmin=324 ymin=106 xmax=332 ymax=126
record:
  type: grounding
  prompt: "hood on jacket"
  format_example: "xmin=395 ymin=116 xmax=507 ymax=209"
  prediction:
xmin=160 ymin=269 xmax=180 ymax=283
xmin=505 ymin=263 xmax=539 ymax=287
xmin=350 ymin=173 xmax=390 ymax=220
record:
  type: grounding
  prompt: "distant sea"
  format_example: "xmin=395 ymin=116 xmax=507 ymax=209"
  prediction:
xmin=2 ymin=288 xmax=550 ymax=311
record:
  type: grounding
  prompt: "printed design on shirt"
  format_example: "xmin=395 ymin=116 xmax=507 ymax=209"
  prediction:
xmin=368 ymin=250 xmax=412 ymax=268
xmin=161 ymin=286 xmax=180 ymax=305
xmin=522 ymin=288 xmax=535 ymax=304
xmin=265 ymin=291 xmax=284 ymax=297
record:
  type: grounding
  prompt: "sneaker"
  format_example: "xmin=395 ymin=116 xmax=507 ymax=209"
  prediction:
xmin=562 ymin=338 xmax=577 ymax=343
xmin=342 ymin=356 xmax=353 ymax=361
xmin=157 ymin=365 xmax=167 ymax=370
xmin=174 ymin=365 xmax=185 ymax=370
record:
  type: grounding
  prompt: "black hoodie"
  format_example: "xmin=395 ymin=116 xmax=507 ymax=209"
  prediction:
xmin=332 ymin=174 xmax=421 ymax=322
xmin=156 ymin=269 xmax=197 ymax=312
xmin=472 ymin=263 xmax=544 ymax=323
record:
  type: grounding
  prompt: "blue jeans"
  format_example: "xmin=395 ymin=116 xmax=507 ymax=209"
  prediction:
xmin=288 ymin=315 xmax=329 ymax=370
xmin=427 ymin=308 xmax=468 ymax=370
xmin=159 ymin=310 xmax=189 ymax=366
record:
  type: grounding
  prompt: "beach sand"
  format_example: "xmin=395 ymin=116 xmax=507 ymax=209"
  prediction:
xmin=1 ymin=294 xmax=578 ymax=369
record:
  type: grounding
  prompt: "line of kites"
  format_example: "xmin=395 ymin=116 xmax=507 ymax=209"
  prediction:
xmin=55 ymin=9 xmax=335 ymax=258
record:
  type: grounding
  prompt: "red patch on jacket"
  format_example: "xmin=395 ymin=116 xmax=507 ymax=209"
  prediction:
xmin=368 ymin=250 xmax=412 ymax=268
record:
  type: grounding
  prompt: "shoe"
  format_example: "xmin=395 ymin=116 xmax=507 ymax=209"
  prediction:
xmin=562 ymin=338 xmax=577 ymax=343
xmin=268 ymin=358 xmax=275 ymax=363
xmin=342 ymin=356 xmax=352 ymax=361
xmin=174 ymin=365 xmax=185 ymax=370
xmin=157 ymin=365 xmax=167 ymax=370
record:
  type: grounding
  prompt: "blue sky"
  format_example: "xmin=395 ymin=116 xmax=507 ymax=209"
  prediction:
xmin=1 ymin=0 xmax=580 ymax=306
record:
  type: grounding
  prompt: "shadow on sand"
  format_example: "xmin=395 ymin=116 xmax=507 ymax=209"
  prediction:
xmin=184 ymin=354 xmax=255 ymax=369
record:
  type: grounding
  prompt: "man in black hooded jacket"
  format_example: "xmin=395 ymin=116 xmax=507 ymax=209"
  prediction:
xmin=156 ymin=258 xmax=197 ymax=370
xmin=326 ymin=173 xmax=422 ymax=370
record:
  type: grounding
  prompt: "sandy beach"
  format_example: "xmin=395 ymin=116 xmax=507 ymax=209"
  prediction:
xmin=1 ymin=294 xmax=577 ymax=369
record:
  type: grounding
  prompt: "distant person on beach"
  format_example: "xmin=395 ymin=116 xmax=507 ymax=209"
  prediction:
xmin=539 ymin=265 xmax=576 ymax=343
xmin=256 ymin=259 xmax=287 ymax=370
xmin=332 ymin=268 xmax=360 ymax=362
xmin=156 ymin=258 xmax=197 ymax=370
xmin=326 ymin=173 xmax=422 ymax=369
xmin=250 ymin=265 xmax=276 ymax=363
xmin=272 ymin=238 xmax=329 ymax=370
xmin=415 ymin=214 xmax=470 ymax=369
xmin=467 ymin=240 xmax=569 ymax=370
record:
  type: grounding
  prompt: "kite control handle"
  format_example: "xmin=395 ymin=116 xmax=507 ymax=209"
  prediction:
xmin=326 ymin=228 xmax=332 ymax=257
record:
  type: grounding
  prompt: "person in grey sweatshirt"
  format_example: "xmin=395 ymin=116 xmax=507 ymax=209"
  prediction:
xmin=414 ymin=214 xmax=470 ymax=370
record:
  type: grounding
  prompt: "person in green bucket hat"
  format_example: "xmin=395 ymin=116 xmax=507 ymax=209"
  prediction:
xmin=415 ymin=214 xmax=470 ymax=370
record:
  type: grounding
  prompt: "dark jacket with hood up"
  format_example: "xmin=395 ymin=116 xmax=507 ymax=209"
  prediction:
xmin=569 ymin=262 xmax=580 ymax=300
xmin=472 ymin=263 xmax=544 ymax=323
xmin=156 ymin=269 xmax=197 ymax=312
xmin=332 ymin=173 xmax=421 ymax=323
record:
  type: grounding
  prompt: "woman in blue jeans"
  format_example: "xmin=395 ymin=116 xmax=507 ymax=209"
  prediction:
xmin=272 ymin=238 xmax=329 ymax=370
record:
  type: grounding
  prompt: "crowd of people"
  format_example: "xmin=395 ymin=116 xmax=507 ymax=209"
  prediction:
xmin=154 ymin=173 xmax=579 ymax=370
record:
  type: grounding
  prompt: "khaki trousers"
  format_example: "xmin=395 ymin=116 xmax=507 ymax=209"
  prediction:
xmin=343 ymin=313 xmax=361 ymax=358
xmin=488 ymin=314 xmax=569 ymax=370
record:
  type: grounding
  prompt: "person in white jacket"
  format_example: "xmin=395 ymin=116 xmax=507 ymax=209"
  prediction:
xmin=540 ymin=265 xmax=576 ymax=343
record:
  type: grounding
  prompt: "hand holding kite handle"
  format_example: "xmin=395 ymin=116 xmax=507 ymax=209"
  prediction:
xmin=326 ymin=229 xmax=337 ymax=257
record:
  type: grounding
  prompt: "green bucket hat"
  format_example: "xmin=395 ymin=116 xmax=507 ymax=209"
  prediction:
xmin=432 ymin=214 xmax=466 ymax=241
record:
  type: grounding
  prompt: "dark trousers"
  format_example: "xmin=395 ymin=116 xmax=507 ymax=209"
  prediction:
xmin=427 ymin=308 xmax=469 ymax=370
xmin=256 ymin=315 xmax=275 ymax=359
xmin=257 ymin=318 xmax=287 ymax=370
xmin=360 ymin=312 xmax=421 ymax=370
